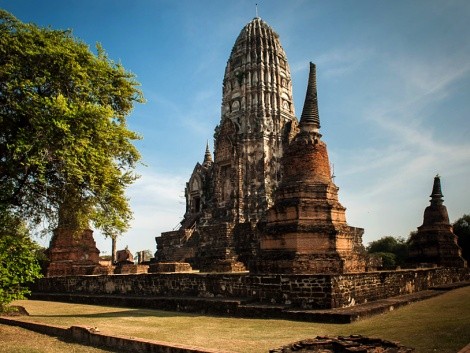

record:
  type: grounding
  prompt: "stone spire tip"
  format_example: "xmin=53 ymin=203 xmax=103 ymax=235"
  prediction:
xmin=300 ymin=62 xmax=321 ymax=134
xmin=430 ymin=174 xmax=443 ymax=204
xmin=203 ymin=141 xmax=213 ymax=165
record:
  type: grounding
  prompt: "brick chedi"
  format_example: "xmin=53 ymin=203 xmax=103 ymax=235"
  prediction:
xmin=257 ymin=63 xmax=366 ymax=274
xmin=408 ymin=175 xmax=466 ymax=268
xmin=45 ymin=228 xmax=104 ymax=277
xmin=155 ymin=17 xmax=298 ymax=272
xmin=45 ymin=196 xmax=107 ymax=277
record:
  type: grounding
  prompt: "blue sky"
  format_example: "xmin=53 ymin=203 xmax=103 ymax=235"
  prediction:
xmin=2 ymin=0 xmax=469 ymax=256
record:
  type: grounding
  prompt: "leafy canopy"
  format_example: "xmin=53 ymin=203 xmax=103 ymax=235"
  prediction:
xmin=0 ymin=210 xmax=42 ymax=309
xmin=366 ymin=235 xmax=409 ymax=268
xmin=453 ymin=214 xmax=470 ymax=262
xmin=0 ymin=10 xmax=144 ymax=236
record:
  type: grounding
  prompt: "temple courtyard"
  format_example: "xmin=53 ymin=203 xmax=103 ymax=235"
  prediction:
xmin=2 ymin=284 xmax=469 ymax=353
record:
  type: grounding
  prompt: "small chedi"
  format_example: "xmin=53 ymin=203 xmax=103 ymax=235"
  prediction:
xmin=408 ymin=175 xmax=466 ymax=268
xmin=45 ymin=196 xmax=107 ymax=277
xmin=154 ymin=17 xmax=366 ymax=274
xmin=46 ymin=228 xmax=103 ymax=277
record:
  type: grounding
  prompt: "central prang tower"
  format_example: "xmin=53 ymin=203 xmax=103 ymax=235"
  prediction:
xmin=155 ymin=17 xmax=299 ymax=272
xmin=155 ymin=17 xmax=365 ymax=274
xmin=214 ymin=17 xmax=297 ymax=223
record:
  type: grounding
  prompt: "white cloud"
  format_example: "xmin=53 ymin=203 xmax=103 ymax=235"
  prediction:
xmin=94 ymin=168 xmax=187 ymax=254
xmin=334 ymin=51 xmax=470 ymax=242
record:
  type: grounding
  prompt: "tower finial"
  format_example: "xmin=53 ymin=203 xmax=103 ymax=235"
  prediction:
xmin=203 ymin=141 xmax=213 ymax=166
xmin=255 ymin=3 xmax=259 ymax=18
xmin=430 ymin=174 xmax=443 ymax=205
xmin=299 ymin=62 xmax=321 ymax=134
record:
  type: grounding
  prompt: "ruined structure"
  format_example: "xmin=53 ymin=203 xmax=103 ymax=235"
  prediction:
xmin=155 ymin=17 xmax=365 ymax=274
xmin=258 ymin=63 xmax=366 ymax=274
xmin=408 ymin=175 xmax=467 ymax=268
xmin=156 ymin=17 xmax=298 ymax=272
xmin=34 ymin=16 xmax=469 ymax=320
xmin=270 ymin=335 xmax=414 ymax=353
xmin=45 ymin=228 xmax=106 ymax=277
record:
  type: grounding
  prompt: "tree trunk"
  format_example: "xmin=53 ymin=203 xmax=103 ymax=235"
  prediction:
xmin=111 ymin=236 xmax=117 ymax=264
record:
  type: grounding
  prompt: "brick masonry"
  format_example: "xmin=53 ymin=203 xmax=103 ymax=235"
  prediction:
xmin=34 ymin=268 xmax=469 ymax=310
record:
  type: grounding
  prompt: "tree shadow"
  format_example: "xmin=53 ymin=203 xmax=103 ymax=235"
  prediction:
xmin=30 ymin=308 xmax=196 ymax=319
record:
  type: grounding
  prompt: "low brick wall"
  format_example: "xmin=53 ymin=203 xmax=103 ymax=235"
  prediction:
xmin=330 ymin=268 xmax=469 ymax=308
xmin=33 ymin=267 xmax=469 ymax=310
xmin=0 ymin=317 xmax=69 ymax=338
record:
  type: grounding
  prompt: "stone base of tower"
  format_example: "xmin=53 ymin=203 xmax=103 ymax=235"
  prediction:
xmin=408 ymin=230 xmax=467 ymax=268
xmin=256 ymin=251 xmax=344 ymax=274
xmin=45 ymin=228 xmax=108 ymax=277
xmin=155 ymin=212 xmax=202 ymax=263
xmin=194 ymin=223 xmax=247 ymax=272
xmin=258 ymin=225 xmax=367 ymax=274
xmin=257 ymin=243 xmax=366 ymax=274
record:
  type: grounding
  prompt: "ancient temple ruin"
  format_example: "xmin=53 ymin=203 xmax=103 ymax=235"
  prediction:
xmin=154 ymin=17 xmax=365 ymax=274
xmin=408 ymin=175 xmax=466 ymax=268
xmin=36 ymin=16 xmax=469 ymax=319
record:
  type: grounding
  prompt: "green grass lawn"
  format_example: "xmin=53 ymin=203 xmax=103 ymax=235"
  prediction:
xmin=7 ymin=286 xmax=470 ymax=353
xmin=0 ymin=324 xmax=115 ymax=353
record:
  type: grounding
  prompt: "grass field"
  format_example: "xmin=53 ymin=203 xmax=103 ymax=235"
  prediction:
xmin=0 ymin=324 xmax=115 ymax=353
xmin=3 ymin=286 xmax=470 ymax=353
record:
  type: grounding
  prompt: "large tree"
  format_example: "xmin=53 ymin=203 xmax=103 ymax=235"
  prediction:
xmin=453 ymin=214 xmax=470 ymax=262
xmin=366 ymin=235 xmax=409 ymax=269
xmin=0 ymin=210 xmax=42 ymax=309
xmin=0 ymin=10 xmax=144 ymax=236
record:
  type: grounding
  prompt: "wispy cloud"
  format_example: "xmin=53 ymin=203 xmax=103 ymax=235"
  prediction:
xmin=334 ymin=51 xmax=470 ymax=240
xmin=315 ymin=48 xmax=376 ymax=78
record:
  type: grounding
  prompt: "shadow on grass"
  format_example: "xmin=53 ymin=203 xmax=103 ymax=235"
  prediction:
xmin=30 ymin=309 xmax=197 ymax=319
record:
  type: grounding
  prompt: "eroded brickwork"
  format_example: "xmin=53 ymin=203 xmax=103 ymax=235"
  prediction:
xmin=45 ymin=228 xmax=107 ymax=277
xmin=258 ymin=63 xmax=366 ymax=274
xmin=34 ymin=268 xmax=469 ymax=309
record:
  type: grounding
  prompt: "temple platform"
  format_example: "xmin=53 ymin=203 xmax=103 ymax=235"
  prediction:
xmin=30 ymin=280 xmax=469 ymax=323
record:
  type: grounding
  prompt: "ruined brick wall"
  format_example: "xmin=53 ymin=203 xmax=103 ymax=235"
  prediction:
xmin=330 ymin=268 xmax=470 ymax=308
xmin=33 ymin=268 xmax=468 ymax=309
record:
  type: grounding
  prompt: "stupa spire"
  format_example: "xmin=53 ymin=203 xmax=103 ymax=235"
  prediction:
xmin=430 ymin=174 xmax=443 ymax=205
xmin=203 ymin=141 xmax=213 ymax=166
xmin=300 ymin=62 xmax=321 ymax=134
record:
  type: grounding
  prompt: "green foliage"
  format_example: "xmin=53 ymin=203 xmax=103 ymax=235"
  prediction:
xmin=0 ymin=210 xmax=42 ymax=309
xmin=453 ymin=214 xmax=470 ymax=262
xmin=366 ymin=236 xmax=409 ymax=268
xmin=371 ymin=252 xmax=397 ymax=269
xmin=0 ymin=10 xmax=144 ymax=236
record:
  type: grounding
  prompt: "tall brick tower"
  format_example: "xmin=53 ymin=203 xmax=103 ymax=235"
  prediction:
xmin=155 ymin=17 xmax=298 ymax=272
xmin=258 ymin=63 xmax=366 ymax=274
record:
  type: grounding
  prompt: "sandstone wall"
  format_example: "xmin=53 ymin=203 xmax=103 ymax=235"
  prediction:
xmin=34 ymin=268 xmax=468 ymax=310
